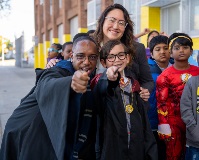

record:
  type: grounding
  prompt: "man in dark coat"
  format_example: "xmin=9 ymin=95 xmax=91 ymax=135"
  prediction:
xmin=0 ymin=36 xmax=99 ymax=160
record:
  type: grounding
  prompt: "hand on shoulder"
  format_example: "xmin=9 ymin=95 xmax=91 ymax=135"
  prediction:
xmin=46 ymin=59 xmax=59 ymax=68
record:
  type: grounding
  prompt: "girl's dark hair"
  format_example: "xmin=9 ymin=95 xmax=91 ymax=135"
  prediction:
xmin=52 ymin=43 xmax=63 ymax=60
xmin=168 ymin=33 xmax=193 ymax=50
xmin=149 ymin=35 xmax=168 ymax=53
xmin=147 ymin=30 xmax=159 ymax=47
xmin=100 ymin=40 xmax=130 ymax=63
xmin=93 ymin=3 xmax=135 ymax=58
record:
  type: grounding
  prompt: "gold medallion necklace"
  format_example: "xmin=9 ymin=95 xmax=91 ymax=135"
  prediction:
xmin=120 ymin=77 xmax=134 ymax=114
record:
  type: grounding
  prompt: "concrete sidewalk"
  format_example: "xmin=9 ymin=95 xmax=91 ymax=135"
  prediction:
xmin=0 ymin=60 xmax=36 ymax=145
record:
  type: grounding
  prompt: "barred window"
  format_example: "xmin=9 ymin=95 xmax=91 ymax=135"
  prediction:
xmin=113 ymin=0 xmax=141 ymax=35
xmin=58 ymin=24 xmax=63 ymax=44
xmin=59 ymin=0 xmax=62 ymax=8
xmin=189 ymin=0 xmax=199 ymax=35
xmin=161 ymin=3 xmax=180 ymax=36
xmin=70 ymin=16 xmax=78 ymax=40
xmin=49 ymin=29 xmax=53 ymax=45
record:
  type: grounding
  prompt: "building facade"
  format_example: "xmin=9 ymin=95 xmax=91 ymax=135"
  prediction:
xmin=34 ymin=0 xmax=199 ymax=68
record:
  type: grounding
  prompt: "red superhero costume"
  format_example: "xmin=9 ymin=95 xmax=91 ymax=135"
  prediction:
xmin=156 ymin=65 xmax=199 ymax=160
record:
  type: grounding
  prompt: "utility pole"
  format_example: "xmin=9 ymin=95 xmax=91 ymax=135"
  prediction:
xmin=2 ymin=38 xmax=5 ymax=64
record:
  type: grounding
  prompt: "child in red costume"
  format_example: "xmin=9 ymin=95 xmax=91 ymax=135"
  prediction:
xmin=156 ymin=33 xmax=199 ymax=160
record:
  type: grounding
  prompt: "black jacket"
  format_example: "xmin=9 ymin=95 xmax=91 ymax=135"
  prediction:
xmin=93 ymin=70 xmax=158 ymax=160
xmin=0 ymin=61 xmax=96 ymax=160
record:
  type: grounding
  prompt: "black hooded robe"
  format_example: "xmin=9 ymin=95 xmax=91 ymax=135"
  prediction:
xmin=93 ymin=70 xmax=158 ymax=160
xmin=0 ymin=62 xmax=96 ymax=160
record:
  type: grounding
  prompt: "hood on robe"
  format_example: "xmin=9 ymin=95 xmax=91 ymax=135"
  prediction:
xmin=56 ymin=60 xmax=75 ymax=74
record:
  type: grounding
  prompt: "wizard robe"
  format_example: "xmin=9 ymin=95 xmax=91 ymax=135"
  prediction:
xmin=0 ymin=60 xmax=96 ymax=160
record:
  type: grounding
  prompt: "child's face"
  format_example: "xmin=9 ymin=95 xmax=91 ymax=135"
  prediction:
xmin=62 ymin=44 xmax=73 ymax=60
xmin=147 ymin=32 xmax=159 ymax=46
xmin=151 ymin=43 xmax=170 ymax=63
xmin=101 ymin=44 xmax=130 ymax=75
xmin=48 ymin=44 xmax=59 ymax=59
xmin=171 ymin=42 xmax=192 ymax=61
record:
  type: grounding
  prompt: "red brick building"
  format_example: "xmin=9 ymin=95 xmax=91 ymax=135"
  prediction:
xmin=34 ymin=0 xmax=113 ymax=68
xmin=34 ymin=0 xmax=199 ymax=68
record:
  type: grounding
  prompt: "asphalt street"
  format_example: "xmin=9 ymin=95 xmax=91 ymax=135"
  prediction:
xmin=0 ymin=59 xmax=36 ymax=145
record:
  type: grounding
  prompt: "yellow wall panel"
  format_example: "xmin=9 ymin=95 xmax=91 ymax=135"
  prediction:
xmin=140 ymin=7 xmax=160 ymax=47
xmin=44 ymin=41 xmax=50 ymax=68
xmin=34 ymin=46 xmax=39 ymax=68
xmin=52 ymin=38 xmax=59 ymax=43
xmin=63 ymin=34 xmax=71 ymax=43
xmin=38 ymin=43 xmax=44 ymax=69
xmin=78 ymin=28 xmax=88 ymax=33
xmin=192 ymin=37 xmax=199 ymax=50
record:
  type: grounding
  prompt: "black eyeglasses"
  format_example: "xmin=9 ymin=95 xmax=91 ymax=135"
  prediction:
xmin=106 ymin=52 xmax=127 ymax=62
xmin=105 ymin=17 xmax=128 ymax=28
xmin=75 ymin=53 xmax=98 ymax=62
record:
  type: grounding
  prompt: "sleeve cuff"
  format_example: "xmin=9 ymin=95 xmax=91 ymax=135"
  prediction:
xmin=158 ymin=124 xmax=171 ymax=139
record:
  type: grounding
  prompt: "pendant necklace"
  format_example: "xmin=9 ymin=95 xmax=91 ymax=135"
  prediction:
xmin=121 ymin=89 xmax=134 ymax=114
xmin=120 ymin=77 xmax=134 ymax=114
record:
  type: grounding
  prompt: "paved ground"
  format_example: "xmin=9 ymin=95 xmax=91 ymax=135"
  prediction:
xmin=0 ymin=59 xmax=35 ymax=145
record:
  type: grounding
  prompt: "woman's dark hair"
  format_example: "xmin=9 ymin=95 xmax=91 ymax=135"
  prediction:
xmin=93 ymin=3 xmax=135 ymax=59
xmin=149 ymin=35 xmax=168 ymax=53
xmin=168 ymin=33 xmax=193 ymax=50
xmin=100 ymin=40 xmax=130 ymax=64
xmin=147 ymin=30 xmax=159 ymax=47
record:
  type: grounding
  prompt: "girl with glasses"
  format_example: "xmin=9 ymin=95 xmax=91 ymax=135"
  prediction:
xmin=47 ymin=43 xmax=63 ymax=63
xmin=91 ymin=40 xmax=157 ymax=160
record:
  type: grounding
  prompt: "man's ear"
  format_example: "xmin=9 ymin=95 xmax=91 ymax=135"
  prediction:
xmin=100 ymin=59 xmax=107 ymax=68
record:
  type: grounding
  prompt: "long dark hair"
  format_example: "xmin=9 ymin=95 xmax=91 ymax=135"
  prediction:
xmin=93 ymin=3 xmax=135 ymax=58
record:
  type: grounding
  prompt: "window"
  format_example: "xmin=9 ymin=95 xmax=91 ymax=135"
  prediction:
xmin=161 ymin=3 xmax=180 ymax=36
xmin=114 ymin=0 xmax=141 ymax=35
xmin=50 ymin=0 xmax=52 ymax=15
xmin=59 ymin=0 xmax=62 ymax=8
xmin=114 ymin=0 xmax=123 ymax=5
xmin=189 ymin=0 xmax=199 ymax=35
xmin=40 ymin=0 xmax=44 ymax=5
xmin=87 ymin=0 xmax=101 ymax=30
xmin=126 ymin=0 xmax=141 ymax=35
xmin=49 ymin=29 xmax=53 ymax=45
xmin=70 ymin=16 xmax=78 ymax=40
xmin=42 ymin=33 xmax=45 ymax=53
xmin=58 ymin=24 xmax=63 ymax=44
